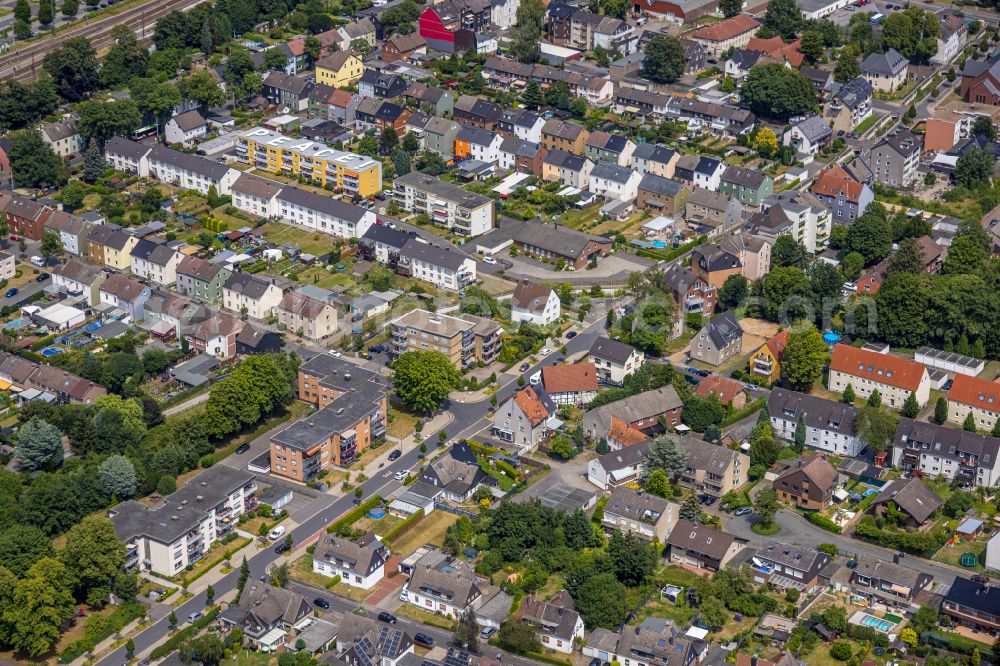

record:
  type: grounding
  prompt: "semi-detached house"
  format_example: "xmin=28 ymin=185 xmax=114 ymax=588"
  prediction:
xmin=176 ymin=255 xmax=231 ymax=301
xmin=232 ymin=174 xmax=282 ymax=219
xmin=828 ymin=343 xmax=930 ymax=408
xmin=601 ymin=485 xmax=678 ymax=542
xmin=893 ymin=418 xmax=1000 ymax=488
xmin=276 ymin=186 xmax=376 ymax=240
xmin=666 ymin=519 xmax=742 ymax=572
xmin=130 ymin=240 xmax=182 ymax=286
xmin=589 ymin=161 xmax=642 ymax=201
xmin=44 ymin=211 xmax=90 ymax=256
xmin=223 ymin=272 xmax=284 ymax=320
xmin=99 ymin=274 xmax=151 ymax=322
xmin=312 ymin=533 xmax=390 ymax=589
xmin=52 ymin=258 xmax=105 ymax=305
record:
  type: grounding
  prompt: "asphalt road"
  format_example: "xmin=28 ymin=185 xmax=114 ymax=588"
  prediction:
xmin=0 ymin=274 xmax=50 ymax=309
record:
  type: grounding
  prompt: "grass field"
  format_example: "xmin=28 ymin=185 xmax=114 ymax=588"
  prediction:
xmin=258 ymin=222 xmax=337 ymax=257
xmin=354 ymin=512 xmax=405 ymax=537
xmin=387 ymin=408 xmax=421 ymax=440
xmin=390 ymin=511 xmax=459 ymax=555
xmin=289 ymin=554 xmax=335 ymax=589
xmin=396 ymin=603 xmax=457 ymax=630
xmin=934 ymin=539 xmax=986 ymax=572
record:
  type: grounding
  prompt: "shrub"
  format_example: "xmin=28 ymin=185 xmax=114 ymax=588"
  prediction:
xmin=807 ymin=513 xmax=842 ymax=534
xmin=829 ymin=641 xmax=852 ymax=661
xmin=324 ymin=574 xmax=342 ymax=589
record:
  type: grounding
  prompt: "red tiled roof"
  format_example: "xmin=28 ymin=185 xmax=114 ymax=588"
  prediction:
xmin=695 ymin=374 xmax=745 ymax=406
xmin=811 ymin=166 xmax=865 ymax=203
xmin=328 ymin=89 xmax=355 ymax=108
xmin=513 ymin=386 xmax=549 ymax=426
xmin=829 ymin=344 xmax=927 ymax=392
xmin=691 ymin=14 xmax=761 ymax=42
xmin=542 ymin=363 xmax=599 ymax=394
xmin=746 ymin=36 xmax=804 ymax=67
xmin=286 ymin=38 xmax=305 ymax=56
xmin=608 ymin=416 xmax=649 ymax=447
xmin=765 ymin=328 xmax=790 ymax=360
xmin=948 ymin=373 xmax=1000 ymax=409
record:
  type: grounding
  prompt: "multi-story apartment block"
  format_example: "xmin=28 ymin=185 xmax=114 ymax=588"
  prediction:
xmin=676 ymin=436 xmax=749 ymax=499
xmin=811 ymin=166 xmax=874 ymax=222
xmin=176 ymin=256 xmax=231 ymax=302
xmin=392 ymin=172 xmax=494 ymax=237
xmin=222 ymin=272 xmax=284 ymax=320
xmin=933 ymin=15 xmax=969 ymax=65
xmin=147 ymin=146 xmax=240 ymax=196
xmin=947 ymin=373 xmax=1000 ymax=432
xmin=893 ymin=418 xmax=1000 ymax=488
xmin=601 ymin=485 xmax=678 ymax=542
xmin=690 ymin=13 xmax=761 ymax=57
xmin=276 ymin=187 xmax=376 ymax=240
xmin=232 ymin=175 xmax=282 ymax=219
xmin=398 ymin=239 xmax=476 ymax=291
xmin=276 ymin=292 xmax=339 ymax=340
xmin=109 ymin=465 xmax=258 ymax=577
xmin=236 ymin=127 xmax=383 ymax=196
xmin=773 ymin=453 xmax=838 ymax=510
xmin=388 ymin=309 xmax=500 ymax=368
xmin=768 ymin=388 xmax=863 ymax=457
xmin=828 ymin=344 xmax=931 ymax=408
xmin=867 ymin=128 xmax=921 ymax=188
xmin=761 ymin=190 xmax=834 ymax=253
xmin=823 ymin=77 xmax=873 ymax=133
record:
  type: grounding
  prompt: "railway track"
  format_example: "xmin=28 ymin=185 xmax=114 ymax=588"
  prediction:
xmin=0 ymin=0 xmax=205 ymax=83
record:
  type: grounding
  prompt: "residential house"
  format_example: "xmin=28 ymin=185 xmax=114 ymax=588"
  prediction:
xmin=382 ymin=32 xmax=428 ymax=62
xmin=631 ymin=143 xmax=678 ymax=179
xmin=540 ymin=120 xmax=589 ymax=154
xmin=583 ymin=386 xmax=684 ymax=439
xmin=612 ymin=88 xmax=671 ymax=119
xmin=398 ymin=239 xmax=476 ymax=291
xmin=176 ymin=255 xmax=231 ymax=301
xmin=455 ymin=126 xmax=503 ymax=163
xmin=51 ymin=258 xmax=104 ymax=305
xmin=516 ymin=592 xmax=584 ymax=654
xmin=492 ymin=385 xmax=557 ymax=450
xmin=262 ymin=72 xmax=315 ymax=112
xmin=355 ymin=98 xmax=411 ymax=133
xmin=279 ymin=37 xmax=311 ymax=74
xmin=44 ymin=210 xmax=90 ymax=256
xmin=130 ymin=240 xmax=182 ymax=286
xmin=99 ymin=274 xmax=151 ymax=322
xmin=402 ymin=82 xmax=453 ymax=116
xmin=338 ymin=614 xmax=416 ymax=666
xmin=277 ymin=186 xmax=376 ymax=241
xmin=666 ymin=519 xmax=742 ymax=572
xmin=674 ymin=154 xmax=724 ymax=191
xmin=146 ymin=145 xmax=240 ymax=196
xmin=759 ymin=190 xmax=834 ymax=252
xmin=941 ymin=576 xmax=1000 ymax=634
xmin=504 ymin=220 xmax=612 ymax=268
xmin=312 ymin=533 xmax=391 ymax=589
xmin=720 ymin=231 xmax=771 ymax=280
xmin=823 ymin=77 xmax=873 ymax=133
xmin=768 ymin=387 xmax=862 ymax=457
xmin=232 ymin=174 xmax=282 ymax=219
xmin=773 ymin=453 xmax=838 ymax=510
xmin=685 ymin=189 xmax=741 ymax=236
xmin=359 ymin=224 xmax=409 ymax=267
xmin=664 ymin=96 xmax=755 ymax=138
xmin=676 ymin=436 xmax=749 ymax=499
xmin=276 ymin=292 xmax=338 ymax=340
xmin=933 ymin=15 xmax=969 ymax=65
xmin=422 ymin=117 xmax=462 ymax=163
xmin=725 ymin=48 xmax=770 ymax=84
xmin=40 ymin=117 xmax=84 ymax=158
xmin=108 ymin=464 xmax=257 ymax=577
xmin=855 ymin=235 xmax=947 ymax=294
xmin=392 ymin=171 xmax=494 ymax=237
xmin=542 ymin=150 xmax=595 ymax=189
xmin=498 ymin=108 xmax=546 ymax=143
xmin=187 ymin=312 xmax=246 ymax=359
xmin=589 ymin=162 xmax=642 ymax=202
xmin=850 ymin=554 xmax=933 ymax=610
xmin=585 ymin=131 xmax=636 ymax=167
xmin=588 ymin=336 xmax=643 ymax=385
xmin=601 ymin=485 xmax=678 ymax=542
xmin=587 ymin=437 xmax=650 ymax=490
xmin=695 ymin=374 xmax=746 ymax=409
xmin=164 ymin=110 xmax=207 ymax=147
xmin=828 ymin=343 xmax=931 ymax=408
xmin=663 ymin=263 xmax=717 ymax=317
xmin=870 ymin=477 xmax=942 ymax=527
xmin=811 ymin=166 xmax=874 ymax=222
xmin=542 ymin=363 xmax=599 ymax=406
xmin=948 ymin=373 xmax=1000 ymax=432
xmin=453 ymin=95 xmax=502 ymax=130
xmin=389 ymin=309 xmax=500 ymax=368
xmin=223 ymin=272 xmax=284 ymax=319
xmin=690 ymin=13 xmax=761 ymax=57
xmin=315 ymin=51 xmax=365 ymax=88
xmin=406 ymin=564 xmax=485 ymax=618
xmin=861 ymin=48 xmax=909 ymax=93
xmin=582 ymin=618 xmax=704 ymax=666
xmin=326 ymin=89 xmax=360 ymax=126
xmin=893 ymin=418 xmax=1000 ymax=488
xmin=720 ymin=165 xmax=773 ymax=209
xmin=337 ymin=17 xmax=377 ymax=50
xmin=745 ymin=35 xmax=804 ymax=67
xmin=510 ymin=281 xmax=560 ymax=326
xmin=219 ymin=582 xmax=312 ymax=650
xmin=104 ymin=136 xmax=152 ymax=175
xmin=867 ymin=128 xmax=921 ymax=187
xmin=358 ymin=70 xmax=409 ymax=100
xmin=419 ymin=443 xmax=491 ymax=502
xmin=4 ymin=196 xmax=51 ymax=241
xmin=783 ymin=116 xmax=833 ymax=156
xmin=691 ymin=311 xmax=743 ymax=366
xmin=751 ymin=542 xmax=832 ymax=593
xmin=85 ymin=225 xmax=137 ymax=270
xmin=636 ymin=173 xmax=690 ymax=215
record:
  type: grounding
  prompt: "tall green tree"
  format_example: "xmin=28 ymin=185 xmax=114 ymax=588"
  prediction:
xmin=14 ymin=0 xmax=30 ymax=24
xmin=0 ymin=525 xmax=54 ymax=576
xmin=15 ymin=418 xmax=64 ymax=472
xmin=845 ymin=208 xmax=893 ymax=265
xmin=391 ymin=351 xmax=460 ymax=413
xmin=37 ymin=0 xmax=54 ymax=26
xmin=643 ymin=435 xmax=688 ymax=480
xmin=7 ymin=130 xmax=64 ymax=188
xmin=934 ymin=396 xmax=948 ymax=424
xmin=522 ymin=80 xmax=544 ymax=109
xmin=394 ymin=149 xmax=411 ymax=176
xmin=740 ymin=64 xmax=817 ymax=121
xmin=61 ymin=0 xmax=79 ymax=17
xmin=40 ymin=230 xmax=62 ymax=260
xmin=510 ymin=0 xmax=544 ymax=63
xmin=964 ymin=412 xmax=977 ymax=432
xmin=83 ymin=139 xmax=105 ymax=183
xmin=4 ymin=557 xmax=74 ymax=656
xmin=61 ymin=515 xmax=126 ymax=606
xmin=78 ymin=98 xmax=142 ymax=144
xmin=955 ymin=145 xmax=993 ymax=189
xmin=901 ymin=393 xmax=920 ymax=419
xmin=42 ymin=36 xmax=100 ymax=101
xmin=680 ymin=494 xmax=701 ymax=522
xmin=753 ymin=487 xmax=779 ymax=527
xmin=880 ymin=7 xmax=940 ymax=63
xmin=102 ymin=26 xmax=150 ymax=88
xmin=720 ymin=0 xmax=742 ymax=17
xmin=98 ymin=454 xmax=137 ymax=499
xmin=764 ymin=0 xmax=803 ymax=39
xmin=640 ymin=35 xmax=686 ymax=84
xmin=857 ymin=405 xmax=898 ymax=452
xmin=772 ymin=234 xmax=806 ymax=268
xmin=782 ymin=325 xmax=827 ymax=391
xmin=833 ymin=50 xmax=861 ymax=83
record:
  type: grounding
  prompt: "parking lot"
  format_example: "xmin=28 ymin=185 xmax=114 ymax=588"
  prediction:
xmin=826 ymin=0 xmax=916 ymax=27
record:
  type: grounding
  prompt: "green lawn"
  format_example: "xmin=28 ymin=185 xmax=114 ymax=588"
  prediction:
xmin=853 ymin=115 xmax=880 ymax=134
xmin=396 ymin=602 xmax=457 ymax=629
xmin=258 ymin=222 xmax=337 ymax=257
xmin=390 ymin=511 xmax=459 ymax=555
xmin=289 ymin=554 xmax=336 ymax=589
xmin=655 ymin=565 xmax=703 ymax=589
xmin=933 ymin=539 xmax=987 ymax=572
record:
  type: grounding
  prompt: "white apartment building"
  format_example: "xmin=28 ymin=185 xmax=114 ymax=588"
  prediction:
xmin=223 ymin=272 xmax=284 ymax=319
xmin=276 ymin=187 xmax=376 ymax=240
xmin=232 ymin=175 xmax=282 ymax=219
xmin=398 ymin=239 xmax=476 ymax=292
xmin=393 ymin=172 xmax=494 ymax=237
xmin=948 ymin=373 xmax=1000 ymax=433
xmin=893 ymin=419 xmax=1000 ymax=488
xmin=768 ymin=387 xmax=864 ymax=457
xmin=510 ymin=282 xmax=560 ymax=326
xmin=147 ymin=146 xmax=240 ymax=196
xmin=104 ymin=136 xmax=152 ymax=175
xmin=828 ymin=344 xmax=931 ymax=409
xmin=109 ymin=465 xmax=258 ymax=577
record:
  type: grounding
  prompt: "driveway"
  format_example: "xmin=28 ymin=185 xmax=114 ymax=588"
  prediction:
xmin=504 ymin=252 xmax=655 ymax=286
xmin=514 ymin=450 xmax=598 ymax=503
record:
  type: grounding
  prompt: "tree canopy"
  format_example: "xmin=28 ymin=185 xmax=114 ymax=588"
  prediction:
xmin=741 ymin=64 xmax=817 ymax=121
xmin=641 ymin=35 xmax=686 ymax=84
xmin=391 ymin=351 xmax=460 ymax=414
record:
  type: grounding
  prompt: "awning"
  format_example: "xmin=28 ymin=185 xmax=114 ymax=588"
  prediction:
xmin=546 ymin=416 xmax=564 ymax=430
xmin=889 ymin=584 xmax=911 ymax=595
xmin=259 ymin=627 xmax=285 ymax=650
xmin=0 ymin=380 xmax=11 ymax=390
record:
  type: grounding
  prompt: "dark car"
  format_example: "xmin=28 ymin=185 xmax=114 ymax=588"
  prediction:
xmin=566 ymin=331 xmax=577 ymax=339
xmin=235 ymin=443 xmax=251 ymax=455
xmin=4 ymin=288 xmax=16 ymax=298
xmin=36 ymin=273 xmax=49 ymax=282
xmin=314 ymin=597 xmax=331 ymax=609
xmin=589 ymin=659 xmax=601 ymax=666
xmin=274 ymin=542 xmax=290 ymax=554
xmin=388 ymin=449 xmax=402 ymax=461
xmin=942 ymin=379 xmax=954 ymax=391
xmin=686 ymin=367 xmax=698 ymax=374
xmin=414 ymin=633 xmax=435 ymax=648
xmin=696 ymin=369 xmax=711 ymax=377
xmin=378 ymin=612 xmax=397 ymax=624
xmin=519 ymin=363 xmax=530 ymax=372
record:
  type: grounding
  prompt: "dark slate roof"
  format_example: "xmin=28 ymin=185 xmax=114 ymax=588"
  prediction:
xmin=632 ymin=142 xmax=675 ymax=165
xmin=705 ymin=311 xmax=743 ymax=348
xmin=105 ymin=136 xmax=152 ymax=161
xmin=399 ymin=238 xmax=467 ymax=271
xmin=224 ymin=271 xmax=278 ymax=300
xmin=834 ymin=77 xmax=873 ymax=109
xmin=945 ymin=576 xmax=1000 ymax=614
xmin=544 ymin=148 xmax=589 ymax=171
xmin=638 ymin=173 xmax=684 ymax=197
xmin=695 ymin=156 xmax=722 ymax=176
xmin=277 ymin=186 xmax=370 ymax=222
xmin=767 ymin=388 xmax=857 ymax=437
xmin=362 ymin=224 xmax=411 ymax=249
xmin=723 ymin=165 xmax=768 ymax=188
xmin=666 ymin=519 xmax=735 ymax=560
xmin=148 ymin=146 xmax=233 ymax=181
xmin=591 ymin=160 xmax=635 ymax=185
xmin=861 ymin=48 xmax=908 ymax=76
xmin=871 ymin=477 xmax=943 ymax=524
xmin=590 ymin=336 xmax=639 ymax=364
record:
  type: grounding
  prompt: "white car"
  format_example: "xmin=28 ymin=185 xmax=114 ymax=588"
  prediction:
xmin=269 ymin=526 xmax=286 ymax=540
xmin=328 ymin=350 xmax=342 ymax=358
xmin=483 ymin=256 xmax=497 ymax=265
xmin=529 ymin=371 xmax=542 ymax=385
xmin=539 ymin=347 xmax=552 ymax=356
xmin=394 ymin=469 xmax=410 ymax=481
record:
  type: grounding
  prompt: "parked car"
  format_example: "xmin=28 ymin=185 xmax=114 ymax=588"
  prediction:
xmin=519 ymin=363 xmax=530 ymax=372
xmin=483 ymin=256 xmax=497 ymax=265
xmin=268 ymin=526 xmax=286 ymax=540
xmin=539 ymin=347 xmax=552 ymax=356
xmin=314 ymin=597 xmax=331 ymax=609
xmin=388 ymin=449 xmax=402 ymax=461
xmin=235 ymin=443 xmax=251 ymax=455
xmin=686 ymin=367 xmax=699 ymax=374
xmin=481 ymin=626 xmax=498 ymax=639
xmin=328 ymin=350 xmax=342 ymax=358
xmin=3 ymin=288 xmax=16 ymax=298
xmin=187 ymin=612 xmax=203 ymax=623
xmin=378 ymin=612 xmax=397 ymax=624
xmin=734 ymin=507 xmax=752 ymax=517
xmin=696 ymin=369 xmax=711 ymax=377
xmin=566 ymin=331 xmax=577 ymax=339
xmin=394 ymin=469 xmax=410 ymax=481
xmin=414 ymin=633 xmax=435 ymax=648
xmin=35 ymin=273 xmax=49 ymax=282
xmin=30 ymin=256 xmax=44 ymax=267
xmin=274 ymin=542 xmax=290 ymax=554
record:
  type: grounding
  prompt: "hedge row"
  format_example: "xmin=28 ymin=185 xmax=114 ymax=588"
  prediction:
xmin=807 ymin=512 xmax=842 ymax=534
xmin=383 ymin=508 xmax=424 ymax=547
xmin=722 ymin=397 xmax=766 ymax=427
xmin=328 ymin=496 xmax=383 ymax=533
xmin=324 ymin=574 xmax=342 ymax=589
xmin=854 ymin=516 xmax=947 ymax=557
xmin=59 ymin=602 xmax=144 ymax=663
xmin=149 ymin=607 xmax=220 ymax=660
xmin=31 ymin=333 xmax=59 ymax=351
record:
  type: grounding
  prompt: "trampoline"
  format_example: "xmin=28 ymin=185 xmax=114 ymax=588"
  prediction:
xmin=960 ymin=552 xmax=979 ymax=567
xmin=367 ymin=507 xmax=386 ymax=519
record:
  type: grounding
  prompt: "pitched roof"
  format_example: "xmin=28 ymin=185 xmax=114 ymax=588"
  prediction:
xmin=723 ymin=164 xmax=769 ymax=188
xmin=517 ymin=593 xmax=581 ymax=642
xmin=511 ymin=281 xmax=554 ymax=313
xmin=704 ymin=311 xmax=743 ymax=349
xmin=542 ymin=119 xmax=586 ymax=141
xmin=589 ymin=336 xmax=639 ymax=365
xmin=666 ymin=518 xmax=735 ymax=560
xmin=511 ymin=385 xmax=551 ymax=426
xmin=638 ymin=173 xmax=685 ymax=197
xmin=605 ymin=485 xmax=671 ymax=521
xmin=608 ymin=416 xmax=649 ymax=447
xmin=948 ymin=372 xmax=1000 ymax=409
xmin=833 ymin=77 xmax=873 ymax=108
xmin=585 ymin=386 xmax=683 ymax=434
xmin=170 ymin=109 xmax=206 ymax=132
xmin=861 ymin=48 xmax=909 ymax=76
xmin=317 ymin=50 xmax=358 ymax=71
xmin=542 ymin=363 xmax=598 ymax=394
xmin=694 ymin=374 xmax=745 ymax=406
xmin=101 ymin=274 xmax=146 ymax=301
xmin=233 ymin=174 xmax=282 ymax=199
xmin=408 ymin=563 xmax=483 ymax=606
xmin=811 ymin=166 xmax=865 ymax=203
xmin=767 ymin=387 xmax=857 ymax=437
xmin=677 ymin=436 xmax=743 ymax=475
xmin=871 ymin=477 xmax=942 ymax=524
xmin=399 ymin=238 xmax=467 ymax=271
xmin=277 ymin=291 xmax=330 ymax=319
xmin=53 ymin=258 xmax=102 ymax=285
xmin=829 ymin=344 xmax=927 ymax=392
xmin=691 ymin=13 xmax=761 ymax=41
xmin=312 ymin=534 xmax=389 ymax=576
xmin=746 ymin=36 xmax=804 ymax=67
xmin=764 ymin=328 xmax=790 ymax=360
xmin=177 ymin=255 xmax=226 ymax=282
xmin=944 ymin=576 xmax=1000 ymax=615
xmin=774 ymin=453 xmax=838 ymax=492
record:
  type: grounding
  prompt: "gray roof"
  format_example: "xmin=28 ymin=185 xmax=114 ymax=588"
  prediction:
xmin=277 ymin=186 xmax=370 ymax=222
xmin=148 ymin=145 xmax=233 ymax=181
xmin=510 ymin=220 xmax=611 ymax=258
xmin=399 ymin=238 xmax=467 ymax=271
xmin=861 ymin=48 xmax=909 ymax=76
xmin=456 ymin=125 xmax=498 ymax=147
xmin=170 ymin=109 xmax=206 ymax=132
xmin=638 ymin=173 xmax=685 ymax=197
xmin=677 ymin=436 xmax=741 ymax=476
xmin=544 ymin=148 xmax=590 ymax=172
xmin=722 ymin=164 xmax=769 ymax=188
xmin=833 ymin=77 xmax=873 ymax=109
xmin=604 ymin=485 xmax=670 ymax=522
xmin=585 ymin=386 xmax=683 ymax=435
xmin=105 ymin=136 xmax=152 ymax=161
xmin=666 ymin=518 xmax=735 ymax=560
xmin=589 ymin=336 xmax=639 ymax=364
xmin=591 ymin=160 xmax=636 ymax=185
xmin=233 ymin=174 xmax=283 ymax=199
xmin=894 ymin=417 xmax=1000 ymax=466
xmin=53 ymin=258 xmax=102 ymax=285
xmin=632 ymin=142 xmax=676 ymax=165
xmin=874 ymin=127 xmax=921 ymax=159
xmin=768 ymin=388 xmax=857 ymax=437
xmin=224 ymin=271 xmax=279 ymax=300
xmin=88 ymin=225 xmax=132 ymax=251
xmin=704 ymin=310 xmax=743 ymax=348
xmin=45 ymin=210 xmax=90 ymax=236
xmin=595 ymin=439 xmax=650 ymax=472
xmin=313 ymin=534 xmax=389 ymax=576
xmin=871 ymin=477 xmax=943 ymax=524
xmin=756 ymin=541 xmax=829 ymax=575
xmin=149 ymin=243 xmax=179 ymax=267
xmin=852 ymin=553 xmax=928 ymax=588
xmin=271 ymin=385 xmax=386 ymax=451
xmin=394 ymin=171 xmax=492 ymax=209
xmin=177 ymin=255 xmax=227 ymax=282
xmin=40 ymin=117 xmax=79 ymax=142
xmin=408 ymin=564 xmax=483 ymax=606
xmin=109 ymin=465 xmax=256 ymax=544
xmin=792 ymin=116 xmax=833 ymax=143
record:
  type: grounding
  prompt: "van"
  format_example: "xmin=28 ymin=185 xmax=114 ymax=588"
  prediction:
xmin=30 ymin=256 xmax=45 ymax=267
xmin=269 ymin=526 xmax=286 ymax=540
xmin=529 ymin=371 xmax=541 ymax=385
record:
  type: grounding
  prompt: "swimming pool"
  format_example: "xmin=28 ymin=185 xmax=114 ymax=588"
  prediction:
xmin=651 ymin=241 xmax=667 ymax=249
xmin=3 ymin=318 xmax=27 ymax=330
xmin=41 ymin=347 xmax=63 ymax=357
xmin=850 ymin=611 xmax=895 ymax=633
